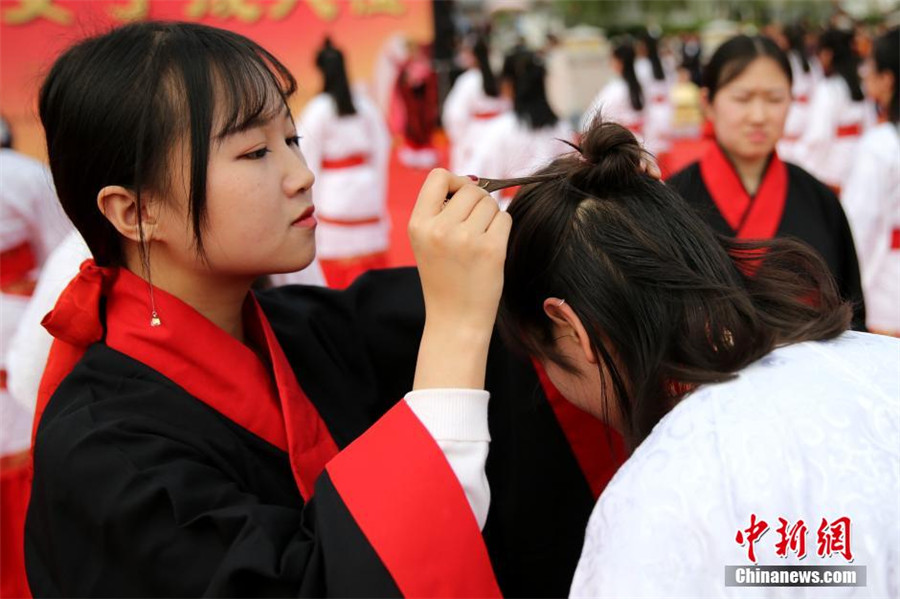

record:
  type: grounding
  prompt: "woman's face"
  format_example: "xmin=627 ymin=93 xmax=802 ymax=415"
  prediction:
xmin=161 ymin=105 xmax=317 ymax=279
xmin=706 ymin=57 xmax=791 ymax=163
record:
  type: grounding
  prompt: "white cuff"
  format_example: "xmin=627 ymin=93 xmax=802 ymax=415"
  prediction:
xmin=404 ymin=388 xmax=491 ymax=530
xmin=404 ymin=388 xmax=490 ymax=442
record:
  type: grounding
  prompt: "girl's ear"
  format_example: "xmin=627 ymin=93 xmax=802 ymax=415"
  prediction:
xmin=542 ymin=298 xmax=598 ymax=365
xmin=97 ymin=186 xmax=159 ymax=242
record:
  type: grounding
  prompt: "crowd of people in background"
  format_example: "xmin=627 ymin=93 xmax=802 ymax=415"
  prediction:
xmin=0 ymin=8 xmax=898 ymax=598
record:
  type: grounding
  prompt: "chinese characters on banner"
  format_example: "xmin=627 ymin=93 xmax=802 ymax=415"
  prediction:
xmin=736 ymin=514 xmax=854 ymax=563
xmin=1 ymin=0 xmax=406 ymax=25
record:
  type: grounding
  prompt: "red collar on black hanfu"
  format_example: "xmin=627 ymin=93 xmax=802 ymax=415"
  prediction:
xmin=37 ymin=261 xmax=337 ymax=501
xmin=699 ymin=143 xmax=788 ymax=240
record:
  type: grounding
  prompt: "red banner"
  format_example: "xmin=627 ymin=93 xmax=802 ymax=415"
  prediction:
xmin=0 ymin=0 xmax=432 ymax=159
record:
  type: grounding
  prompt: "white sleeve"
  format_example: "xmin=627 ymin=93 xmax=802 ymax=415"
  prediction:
xmin=461 ymin=119 xmax=506 ymax=183
xmin=841 ymin=138 xmax=885 ymax=288
xmin=403 ymin=388 xmax=490 ymax=530
xmin=6 ymin=231 xmax=91 ymax=411
xmin=359 ymin=95 xmax=391 ymax=202
xmin=580 ymin=94 xmax=602 ymax=132
xmin=584 ymin=83 xmax=628 ymax=131
xmin=793 ymin=81 xmax=836 ymax=179
xmin=297 ymin=99 xmax=327 ymax=177
xmin=442 ymin=73 xmax=473 ymax=144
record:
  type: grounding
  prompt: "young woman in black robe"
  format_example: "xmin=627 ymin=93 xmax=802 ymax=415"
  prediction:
xmin=667 ymin=35 xmax=866 ymax=329
xmin=24 ymin=21 xmax=515 ymax=597
xmin=24 ymin=21 xmax=622 ymax=598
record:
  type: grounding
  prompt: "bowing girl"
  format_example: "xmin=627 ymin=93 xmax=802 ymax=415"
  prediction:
xmin=582 ymin=42 xmax=645 ymax=143
xmin=841 ymin=28 xmax=900 ymax=336
xmin=442 ymin=34 xmax=511 ymax=174
xmin=496 ymin=118 xmax=899 ymax=597
xmin=667 ymin=35 xmax=866 ymax=330
xmin=297 ymin=38 xmax=392 ymax=289
xmin=26 ymin=21 xmax=509 ymax=597
xmin=792 ymin=28 xmax=872 ymax=193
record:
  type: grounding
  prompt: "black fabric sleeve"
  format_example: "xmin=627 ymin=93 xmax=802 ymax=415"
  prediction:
xmin=25 ymin=352 xmax=402 ymax=598
xmin=256 ymin=268 xmax=424 ymax=434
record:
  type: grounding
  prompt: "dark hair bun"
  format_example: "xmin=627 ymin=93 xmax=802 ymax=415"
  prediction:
xmin=572 ymin=115 xmax=645 ymax=189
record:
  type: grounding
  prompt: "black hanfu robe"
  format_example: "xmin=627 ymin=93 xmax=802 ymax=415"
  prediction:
xmin=668 ymin=144 xmax=867 ymax=329
xmin=25 ymin=263 xmax=624 ymax=598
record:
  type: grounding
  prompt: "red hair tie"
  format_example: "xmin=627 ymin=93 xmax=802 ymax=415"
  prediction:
xmin=41 ymin=259 xmax=117 ymax=346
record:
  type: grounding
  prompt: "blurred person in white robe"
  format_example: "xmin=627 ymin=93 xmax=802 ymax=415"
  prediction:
xmin=466 ymin=49 xmax=573 ymax=210
xmin=0 ymin=123 xmax=71 ymax=456
xmin=777 ymin=24 xmax=820 ymax=164
xmin=442 ymin=34 xmax=510 ymax=173
xmin=582 ymin=42 xmax=645 ymax=145
xmin=793 ymin=28 xmax=875 ymax=193
xmin=842 ymin=28 xmax=900 ymax=336
xmin=635 ymin=32 xmax=674 ymax=159
xmin=298 ymin=38 xmax=391 ymax=289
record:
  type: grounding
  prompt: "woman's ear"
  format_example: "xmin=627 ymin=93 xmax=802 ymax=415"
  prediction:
xmin=97 ymin=186 xmax=159 ymax=242
xmin=542 ymin=298 xmax=598 ymax=365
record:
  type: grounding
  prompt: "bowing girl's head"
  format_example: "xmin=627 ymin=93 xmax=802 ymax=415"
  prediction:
xmin=498 ymin=118 xmax=850 ymax=448
xmin=40 ymin=22 xmax=315 ymax=281
xmin=864 ymin=28 xmax=899 ymax=123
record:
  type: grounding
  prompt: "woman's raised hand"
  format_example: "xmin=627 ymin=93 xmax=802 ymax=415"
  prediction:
xmin=408 ymin=169 xmax=512 ymax=390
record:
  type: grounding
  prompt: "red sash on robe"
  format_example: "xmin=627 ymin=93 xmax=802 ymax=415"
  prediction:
xmin=699 ymin=143 xmax=788 ymax=241
xmin=0 ymin=241 xmax=37 ymax=296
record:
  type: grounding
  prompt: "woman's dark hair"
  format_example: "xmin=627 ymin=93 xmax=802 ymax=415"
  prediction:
xmin=498 ymin=117 xmax=851 ymax=449
xmin=38 ymin=21 xmax=296 ymax=267
xmin=472 ymin=35 xmax=499 ymax=98
xmin=784 ymin=23 xmax=810 ymax=73
xmin=316 ymin=37 xmax=357 ymax=117
xmin=502 ymin=49 xmax=558 ymax=129
xmin=640 ymin=32 xmax=666 ymax=81
xmin=614 ymin=42 xmax=644 ymax=111
xmin=703 ymin=35 xmax=792 ymax=100
xmin=818 ymin=28 xmax=864 ymax=101
xmin=872 ymin=28 xmax=899 ymax=123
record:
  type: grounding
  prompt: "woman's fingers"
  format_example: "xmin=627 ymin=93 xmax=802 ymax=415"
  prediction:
xmin=410 ymin=168 xmax=475 ymax=221
xmin=486 ymin=208 xmax=512 ymax=241
xmin=442 ymin=183 xmax=491 ymax=223
xmin=463 ymin=194 xmax=502 ymax=233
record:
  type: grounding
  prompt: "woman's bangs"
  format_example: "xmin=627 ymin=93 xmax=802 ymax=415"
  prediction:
xmin=211 ymin=44 xmax=297 ymax=138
